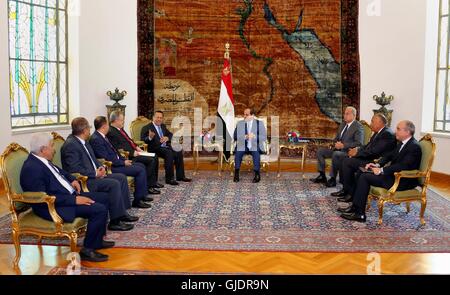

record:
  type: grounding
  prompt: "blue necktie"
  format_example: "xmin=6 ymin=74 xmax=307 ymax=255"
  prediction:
xmin=157 ymin=125 xmax=167 ymax=147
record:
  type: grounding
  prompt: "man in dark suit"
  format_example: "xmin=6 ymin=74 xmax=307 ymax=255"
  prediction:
xmin=310 ymin=106 xmax=364 ymax=187
xmin=141 ymin=111 xmax=192 ymax=185
xmin=339 ymin=120 xmax=422 ymax=222
xmin=90 ymin=116 xmax=154 ymax=209
xmin=331 ymin=113 xmax=397 ymax=202
xmin=233 ymin=108 xmax=267 ymax=183
xmin=107 ymin=111 xmax=163 ymax=191
xmin=20 ymin=133 xmax=114 ymax=262
xmin=61 ymin=117 xmax=137 ymax=231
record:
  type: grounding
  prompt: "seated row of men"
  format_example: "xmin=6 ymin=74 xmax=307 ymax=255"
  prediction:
xmin=19 ymin=110 xmax=191 ymax=262
xmin=311 ymin=107 xmax=422 ymax=222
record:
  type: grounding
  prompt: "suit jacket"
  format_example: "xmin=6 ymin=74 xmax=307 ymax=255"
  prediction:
xmin=141 ymin=123 xmax=174 ymax=152
xmin=61 ymin=134 xmax=101 ymax=179
xmin=355 ymin=127 xmax=396 ymax=160
xmin=333 ymin=121 xmax=364 ymax=151
xmin=233 ymin=119 xmax=267 ymax=154
xmin=107 ymin=126 xmax=137 ymax=159
xmin=20 ymin=154 xmax=77 ymax=222
xmin=378 ymin=137 xmax=422 ymax=189
xmin=90 ymin=131 xmax=126 ymax=167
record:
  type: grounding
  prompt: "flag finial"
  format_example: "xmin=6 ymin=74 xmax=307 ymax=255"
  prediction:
xmin=224 ymin=43 xmax=230 ymax=59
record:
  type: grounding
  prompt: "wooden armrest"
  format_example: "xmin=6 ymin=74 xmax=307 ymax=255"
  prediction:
xmin=118 ymin=149 xmax=130 ymax=159
xmin=13 ymin=192 xmax=63 ymax=225
xmin=71 ymin=173 xmax=89 ymax=192
xmin=388 ymin=170 xmax=425 ymax=194
xmin=97 ymin=158 xmax=113 ymax=174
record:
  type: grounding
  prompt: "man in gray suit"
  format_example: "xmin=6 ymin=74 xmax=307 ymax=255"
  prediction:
xmin=310 ymin=106 xmax=364 ymax=187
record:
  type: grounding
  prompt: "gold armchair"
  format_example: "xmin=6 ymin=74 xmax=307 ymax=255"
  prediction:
xmin=367 ymin=134 xmax=436 ymax=225
xmin=0 ymin=143 xmax=87 ymax=268
xmin=130 ymin=116 xmax=151 ymax=152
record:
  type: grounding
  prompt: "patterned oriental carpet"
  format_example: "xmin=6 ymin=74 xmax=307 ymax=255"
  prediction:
xmin=1 ymin=172 xmax=449 ymax=253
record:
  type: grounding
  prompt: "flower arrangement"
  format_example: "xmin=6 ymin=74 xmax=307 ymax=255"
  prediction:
xmin=286 ymin=131 xmax=301 ymax=143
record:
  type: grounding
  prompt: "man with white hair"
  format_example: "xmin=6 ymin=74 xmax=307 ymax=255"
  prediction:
xmin=20 ymin=133 xmax=114 ymax=262
xmin=310 ymin=106 xmax=364 ymax=187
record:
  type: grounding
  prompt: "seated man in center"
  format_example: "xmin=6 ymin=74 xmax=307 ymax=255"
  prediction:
xmin=141 ymin=111 xmax=192 ymax=185
xmin=89 ymin=116 xmax=154 ymax=209
xmin=310 ymin=106 xmax=364 ymax=187
xmin=233 ymin=108 xmax=267 ymax=183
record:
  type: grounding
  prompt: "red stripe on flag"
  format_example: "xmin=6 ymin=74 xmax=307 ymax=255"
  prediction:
xmin=221 ymin=58 xmax=234 ymax=105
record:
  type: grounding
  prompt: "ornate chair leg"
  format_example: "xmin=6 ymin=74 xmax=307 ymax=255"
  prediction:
xmin=377 ymin=200 xmax=385 ymax=225
xmin=405 ymin=202 xmax=411 ymax=213
xmin=37 ymin=235 xmax=42 ymax=244
xmin=12 ymin=229 xmax=21 ymax=268
xmin=366 ymin=195 xmax=372 ymax=211
xmin=69 ymin=232 xmax=78 ymax=252
xmin=420 ymin=200 xmax=427 ymax=225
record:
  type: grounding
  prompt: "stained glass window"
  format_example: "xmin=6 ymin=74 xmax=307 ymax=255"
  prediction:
xmin=8 ymin=0 xmax=68 ymax=128
xmin=434 ymin=0 xmax=450 ymax=132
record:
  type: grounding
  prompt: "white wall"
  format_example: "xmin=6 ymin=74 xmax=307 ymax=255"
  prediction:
xmin=359 ymin=0 xmax=450 ymax=174
xmin=0 ymin=0 xmax=137 ymax=152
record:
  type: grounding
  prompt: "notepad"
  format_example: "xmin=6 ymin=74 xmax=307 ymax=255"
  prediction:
xmin=138 ymin=152 xmax=156 ymax=157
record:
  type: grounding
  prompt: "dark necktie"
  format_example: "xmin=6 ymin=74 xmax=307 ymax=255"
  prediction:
xmin=119 ymin=128 xmax=138 ymax=150
xmin=340 ymin=124 xmax=349 ymax=140
xmin=104 ymin=136 xmax=120 ymax=159
xmin=48 ymin=161 xmax=76 ymax=194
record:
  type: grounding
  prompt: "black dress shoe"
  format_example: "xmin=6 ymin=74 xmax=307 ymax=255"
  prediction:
xmin=166 ymin=180 xmax=179 ymax=185
xmin=340 ymin=212 xmax=366 ymax=222
xmin=325 ymin=177 xmax=337 ymax=187
xmin=100 ymin=240 xmax=115 ymax=249
xmin=331 ymin=189 xmax=347 ymax=197
xmin=108 ymin=221 xmax=134 ymax=231
xmin=310 ymin=173 xmax=327 ymax=184
xmin=155 ymin=183 xmax=165 ymax=188
xmin=120 ymin=214 xmax=139 ymax=222
xmin=144 ymin=196 xmax=154 ymax=202
xmin=177 ymin=177 xmax=192 ymax=182
xmin=337 ymin=195 xmax=353 ymax=203
xmin=337 ymin=206 xmax=354 ymax=214
xmin=252 ymin=172 xmax=261 ymax=183
xmin=148 ymin=188 xmax=161 ymax=195
xmin=233 ymin=169 xmax=240 ymax=182
xmin=79 ymin=248 xmax=109 ymax=262
xmin=132 ymin=200 xmax=152 ymax=209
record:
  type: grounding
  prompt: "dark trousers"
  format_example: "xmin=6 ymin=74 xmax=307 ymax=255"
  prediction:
xmin=133 ymin=155 xmax=158 ymax=187
xmin=316 ymin=148 xmax=347 ymax=178
xmin=234 ymin=150 xmax=261 ymax=172
xmin=341 ymin=157 xmax=371 ymax=193
xmin=154 ymin=147 xmax=185 ymax=181
xmin=112 ymin=163 xmax=147 ymax=203
xmin=87 ymin=173 xmax=130 ymax=220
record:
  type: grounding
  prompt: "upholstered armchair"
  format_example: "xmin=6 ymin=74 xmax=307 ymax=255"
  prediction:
xmin=367 ymin=134 xmax=436 ymax=225
xmin=0 ymin=143 xmax=87 ymax=268
xmin=130 ymin=116 xmax=151 ymax=152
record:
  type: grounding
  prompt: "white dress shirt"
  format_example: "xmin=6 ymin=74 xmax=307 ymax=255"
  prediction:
xmin=32 ymin=153 xmax=75 ymax=194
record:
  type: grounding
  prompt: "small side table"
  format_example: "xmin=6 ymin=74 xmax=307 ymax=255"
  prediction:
xmin=277 ymin=140 xmax=310 ymax=178
xmin=193 ymin=141 xmax=224 ymax=176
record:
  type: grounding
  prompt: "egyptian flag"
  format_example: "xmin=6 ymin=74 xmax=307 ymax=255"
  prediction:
xmin=218 ymin=58 xmax=235 ymax=158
